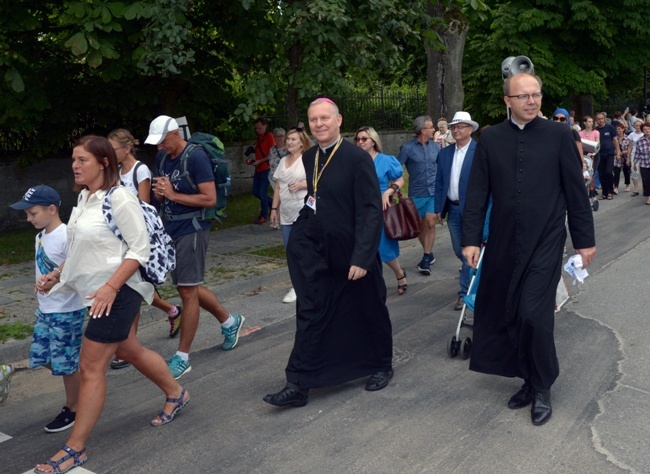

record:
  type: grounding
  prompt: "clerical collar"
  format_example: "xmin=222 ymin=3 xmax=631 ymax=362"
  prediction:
xmin=510 ymin=117 xmax=528 ymax=130
xmin=319 ymin=136 xmax=340 ymax=154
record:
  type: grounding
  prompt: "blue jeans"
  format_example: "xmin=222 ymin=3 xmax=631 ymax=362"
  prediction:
xmin=447 ymin=203 xmax=470 ymax=297
xmin=281 ymin=224 xmax=292 ymax=249
xmin=253 ymin=170 xmax=273 ymax=218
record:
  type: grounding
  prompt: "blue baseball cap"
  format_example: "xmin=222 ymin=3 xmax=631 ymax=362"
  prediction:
xmin=10 ymin=185 xmax=61 ymax=210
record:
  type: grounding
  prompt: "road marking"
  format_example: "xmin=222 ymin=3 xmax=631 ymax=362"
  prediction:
xmin=0 ymin=431 xmax=11 ymax=443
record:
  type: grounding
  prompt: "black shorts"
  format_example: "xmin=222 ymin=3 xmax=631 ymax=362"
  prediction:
xmin=84 ymin=284 xmax=142 ymax=343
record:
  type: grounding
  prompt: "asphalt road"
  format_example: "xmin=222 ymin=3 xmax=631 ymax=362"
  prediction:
xmin=1 ymin=193 xmax=649 ymax=474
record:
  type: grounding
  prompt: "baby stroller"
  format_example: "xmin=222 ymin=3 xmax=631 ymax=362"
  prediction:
xmin=447 ymin=246 xmax=485 ymax=360
xmin=583 ymin=155 xmax=599 ymax=212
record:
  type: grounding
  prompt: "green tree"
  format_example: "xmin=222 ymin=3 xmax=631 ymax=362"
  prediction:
xmin=231 ymin=0 xmax=431 ymax=127
xmin=463 ymin=0 xmax=650 ymax=125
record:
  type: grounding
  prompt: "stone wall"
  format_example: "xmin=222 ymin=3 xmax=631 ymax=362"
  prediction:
xmin=1 ymin=131 xmax=411 ymax=231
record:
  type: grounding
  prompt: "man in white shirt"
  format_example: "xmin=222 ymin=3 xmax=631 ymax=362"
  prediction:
xmin=434 ymin=112 xmax=479 ymax=310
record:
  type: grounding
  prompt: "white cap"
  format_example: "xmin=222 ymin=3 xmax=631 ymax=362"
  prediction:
xmin=145 ymin=115 xmax=179 ymax=145
xmin=449 ymin=111 xmax=479 ymax=132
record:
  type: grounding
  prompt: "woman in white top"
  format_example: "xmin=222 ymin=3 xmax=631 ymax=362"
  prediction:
xmin=107 ymin=129 xmax=183 ymax=367
xmin=627 ymin=119 xmax=644 ymax=195
xmin=35 ymin=136 xmax=188 ymax=474
xmin=270 ymin=127 xmax=310 ymax=303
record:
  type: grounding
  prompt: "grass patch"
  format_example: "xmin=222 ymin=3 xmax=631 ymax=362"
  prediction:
xmin=0 ymin=228 xmax=35 ymax=265
xmin=249 ymin=245 xmax=286 ymax=260
xmin=211 ymin=194 xmax=263 ymax=230
xmin=0 ymin=321 xmax=33 ymax=343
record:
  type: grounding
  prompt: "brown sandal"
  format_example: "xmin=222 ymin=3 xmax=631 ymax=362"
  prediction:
xmin=397 ymin=270 xmax=408 ymax=295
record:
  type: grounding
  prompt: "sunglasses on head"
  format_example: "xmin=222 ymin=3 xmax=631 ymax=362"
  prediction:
xmin=355 ymin=136 xmax=370 ymax=143
xmin=553 ymin=116 xmax=567 ymax=122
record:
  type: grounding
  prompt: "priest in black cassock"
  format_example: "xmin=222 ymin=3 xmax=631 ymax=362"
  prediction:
xmin=462 ymin=73 xmax=596 ymax=426
xmin=263 ymin=98 xmax=394 ymax=408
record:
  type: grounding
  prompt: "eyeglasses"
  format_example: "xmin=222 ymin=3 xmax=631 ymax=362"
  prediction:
xmin=113 ymin=145 xmax=126 ymax=151
xmin=355 ymin=136 xmax=370 ymax=143
xmin=506 ymin=92 xmax=543 ymax=102
xmin=450 ymin=124 xmax=471 ymax=131
xmin=552 ymin=116 xmax=567 ymax=122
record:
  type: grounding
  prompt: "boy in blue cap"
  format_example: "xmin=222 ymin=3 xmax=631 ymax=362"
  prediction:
xmin=10 ymin=185 xmax=87 ymax=432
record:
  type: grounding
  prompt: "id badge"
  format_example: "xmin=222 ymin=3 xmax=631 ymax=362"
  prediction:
xmin=306 ymin=195 xmax=317 ymax=212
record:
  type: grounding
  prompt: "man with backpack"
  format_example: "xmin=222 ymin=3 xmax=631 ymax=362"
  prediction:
xmin=145 ymin=115 xmax=244 ymax=379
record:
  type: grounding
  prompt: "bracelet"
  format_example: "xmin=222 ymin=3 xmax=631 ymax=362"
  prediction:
xmin=105 ymin=282 xmax=119 ymax=293
xmin=53 ymin=267 xmax=61 ymax=274
xmin=271 ymin=207 xmax=278 ymax=211
xmin=390 ymin=184 xmax=400 ymax=192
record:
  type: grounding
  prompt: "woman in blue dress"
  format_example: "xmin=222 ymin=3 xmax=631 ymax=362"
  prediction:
xmin=355 ymin=126 xmax=408 ymax=294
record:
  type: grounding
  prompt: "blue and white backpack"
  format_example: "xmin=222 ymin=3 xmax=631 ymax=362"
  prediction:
xmin=102 ymin=186 xmax=175 ymax=285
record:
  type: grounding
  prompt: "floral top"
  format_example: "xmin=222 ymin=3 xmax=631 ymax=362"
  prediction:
xmin=615 ymin=136 xmax=629 ymax=167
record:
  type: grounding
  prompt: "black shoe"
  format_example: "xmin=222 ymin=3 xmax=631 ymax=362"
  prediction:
xmin=44 ymin=406 xmax=76 ymax=433
xmin=531 ymin=390 xmax=552 ymax=426
xmin=263 ymin=387 xmax=308 ymax=408
xmin=365 ymin=368 xmax=394 ymax=391
xmin=507 ymin=382 xmax=533 ymax=409
xmin=416 ymin=257 xmax=431 ymax=275
xmin=454 ymin=296 xmax=464 ymax=311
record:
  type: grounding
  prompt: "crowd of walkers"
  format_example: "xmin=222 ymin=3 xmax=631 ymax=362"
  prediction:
xmin=12 ymin=85 xmax=649 ymax=471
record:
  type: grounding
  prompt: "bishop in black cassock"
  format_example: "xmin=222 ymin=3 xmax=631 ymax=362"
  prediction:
xmin=263 ymin=99 xmax=393 ymax=408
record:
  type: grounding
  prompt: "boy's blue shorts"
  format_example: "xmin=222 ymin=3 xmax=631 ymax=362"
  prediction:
xmin=30 ymin=308 xmax=86 ymax=376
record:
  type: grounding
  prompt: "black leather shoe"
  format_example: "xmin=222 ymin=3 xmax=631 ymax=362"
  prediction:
xmin=263 ymin=387 xmax=308 ymax=408
xmin=365 ymin=368 xmax=394 ymax=391
xmin=507 ymin=383 xmax=533 ymax=409
xmin=531 ymin=390 xmax=552 ymax=426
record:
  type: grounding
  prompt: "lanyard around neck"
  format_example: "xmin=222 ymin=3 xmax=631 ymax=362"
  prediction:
xmin=313 ymin=137 xmax=343 ymax=194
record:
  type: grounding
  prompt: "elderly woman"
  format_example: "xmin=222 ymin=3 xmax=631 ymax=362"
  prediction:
xmin=355 ymin=126 xmax=408 ymax=294
xmin=613 ymin=122 xmax=631 ymax=195
xmin=35 ymin=136 xmax=188 ymax=473
xmin=628 ymin=119 xmax=644 ymax=195
xmin=632 ymin=123 xmax=650 ymax=205
xmin=434 ymin=119 xmax=454 ymax=148
xmin=268 ymin=127 xmax=289 ymax=190
xmin=270 ymin=127 xmax=310 ymax=303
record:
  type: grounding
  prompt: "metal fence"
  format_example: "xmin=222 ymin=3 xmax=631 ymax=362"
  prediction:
xmin=261 ymin=88 xmax=426 ymax=137
xmin=1 ymin=88 xmax=425 ymax=155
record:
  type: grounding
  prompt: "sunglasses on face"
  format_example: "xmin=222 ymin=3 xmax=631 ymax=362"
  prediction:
xmin=553 ymin=116 xmax=567 ymax=122
xmin=355 ymin=136 xmax=370 ymax=143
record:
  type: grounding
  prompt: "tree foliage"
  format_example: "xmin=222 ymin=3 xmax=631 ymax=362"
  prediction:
xmin=463 ymin=0 xmax=649 ymax=125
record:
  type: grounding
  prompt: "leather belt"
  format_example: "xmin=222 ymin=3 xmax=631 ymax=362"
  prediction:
xmin=448 ymin=199 xmax=460 ymax=205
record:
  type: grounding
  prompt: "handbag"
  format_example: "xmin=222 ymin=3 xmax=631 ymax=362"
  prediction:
xmin=383 ymin=191 xmax=421 ymax=241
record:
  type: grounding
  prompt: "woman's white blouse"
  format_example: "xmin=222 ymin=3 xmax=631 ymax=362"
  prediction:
xmin=53 ymin=186 xmax=154 ymax=305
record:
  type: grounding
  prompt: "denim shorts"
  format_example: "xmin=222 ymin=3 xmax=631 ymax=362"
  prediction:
xmin=30 ymin=308 xmax=86 ymax=376
xmin=411 ymin=196 xmax=435 ymax=218
xmin=171 ymin=228 xmax=210 ymax=286
xmin=84 ymin=284 xmax=142 ymax=344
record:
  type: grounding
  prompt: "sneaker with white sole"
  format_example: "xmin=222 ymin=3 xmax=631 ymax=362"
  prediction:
xmin=44 ymin=406 xmax=76 ymax=433
xmin=282 ymin=288 xmax=297 ymax=303
xmin=167 ymin=354 xmax=192 ymax=379
xmin=222 ymin=314 xmax=245 ymax=351
xmin=417 ymin=256 xmax=431 ymax=275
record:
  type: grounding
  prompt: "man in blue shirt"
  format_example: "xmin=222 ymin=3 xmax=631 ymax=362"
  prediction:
xmin=595 ymin=112 xmax=621 ymax=200
xmin=397 ymin=116 xmax=440 ymax=275
xmin=147 ymin=115 xmax=244 ymax=379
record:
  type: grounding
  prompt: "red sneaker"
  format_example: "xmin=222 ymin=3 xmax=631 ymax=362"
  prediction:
xmin=254 ymin=216 xmax=267 ymax=224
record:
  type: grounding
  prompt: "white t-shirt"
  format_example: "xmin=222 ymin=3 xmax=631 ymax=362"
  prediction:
xmin=35 ymin=224 xmax=86 ymax=313
xmin=272 ymin=155 xmax=308 ymax=225
xmin=120 ymin=161 xmax=152 ymax=197
xmin=628 ymin=131 xmax=644 ymax=161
